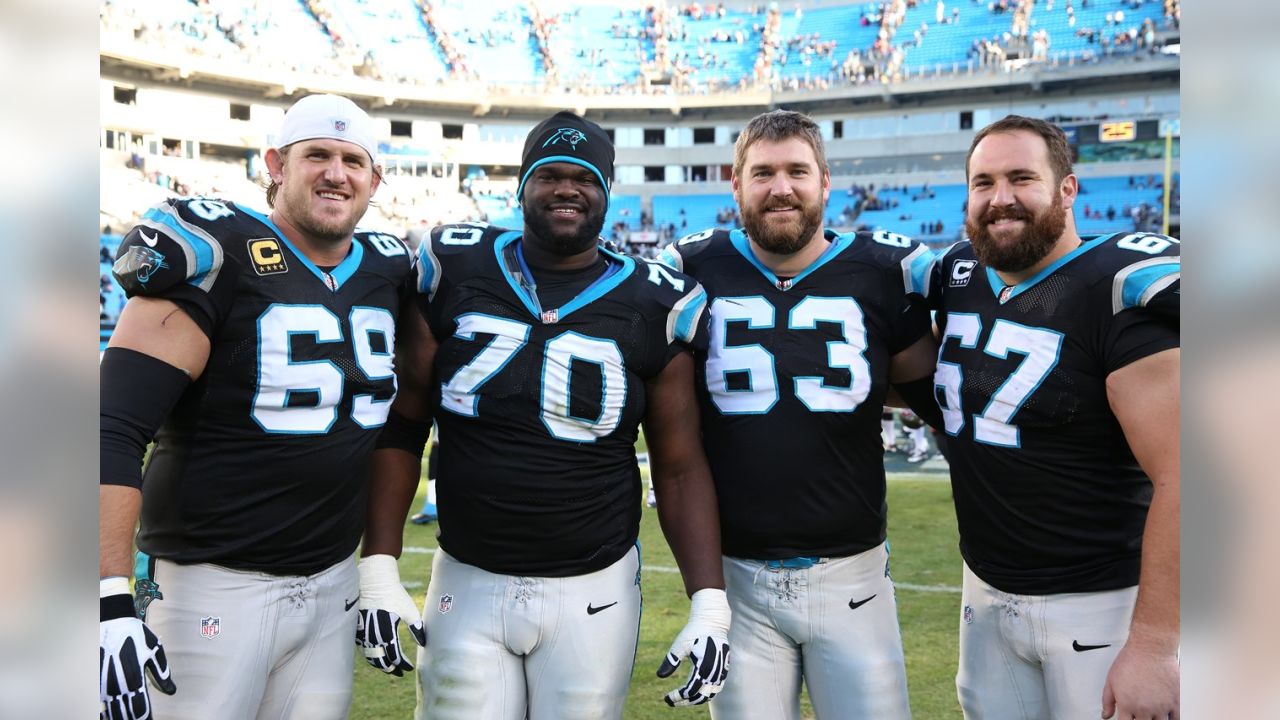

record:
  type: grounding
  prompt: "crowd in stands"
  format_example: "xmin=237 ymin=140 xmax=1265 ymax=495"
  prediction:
xmin=419 ymin=0 xmax=475 ymax=80
xmin=101 ymin=0 xmax=1179 ymax=96
xmin=714 ymin=205 xmax=742 ymax=227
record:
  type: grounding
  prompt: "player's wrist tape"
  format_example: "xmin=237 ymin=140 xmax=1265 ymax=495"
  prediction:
xmin=100 ymin=347 xmax=192 ymax=488
xmin=687 ymin=588 xmax=731 ymax=634
xmin=100 ymin=577 xmax=136 ymax=620
xmin=375 ymin=409 xmax=432 ymax=457
xmin=358 ymin=554 xmax=403 ymax=587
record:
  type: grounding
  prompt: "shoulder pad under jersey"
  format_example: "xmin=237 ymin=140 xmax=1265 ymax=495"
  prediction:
xmin=1093 ymin=231 xmax=1181 ymax=316
xmin=112 ymin=197 xmax=241 ymax=297
xmin=416 ymin=222 xmax=513 ymax=300
xmin=354 ymin=230 xmax=416 ymax=273
xmin=655 ymin=227 xmax=732 ymax=273
xmin=627 ymin=252 xmax=708 ymax=346
xmin=847 ymin=228 xmax=936 ymax=298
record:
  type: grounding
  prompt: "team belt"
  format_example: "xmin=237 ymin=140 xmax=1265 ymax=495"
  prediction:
xmin=763 ymin=556 xmax=824 ymax=569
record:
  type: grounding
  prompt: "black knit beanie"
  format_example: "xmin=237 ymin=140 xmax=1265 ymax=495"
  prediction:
xmin=517 ymin=111 xmax=614 ymax=209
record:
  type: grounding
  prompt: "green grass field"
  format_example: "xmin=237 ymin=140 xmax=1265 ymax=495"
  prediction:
xmin=349 ymin=470 xmax=964 ymax=719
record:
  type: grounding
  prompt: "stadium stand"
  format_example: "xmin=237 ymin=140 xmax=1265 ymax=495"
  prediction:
xmin=100 ymin=0 xmax=1179 ymax=92
xmin=317 ymin=0 xmax=452 ymax=83
xmin=99 ymin=0 xmax=1179 ymax=346
xmin=653 ymin=193 xmax=738 ymax=235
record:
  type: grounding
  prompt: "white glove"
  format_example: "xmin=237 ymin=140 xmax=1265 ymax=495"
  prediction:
xmin=355 ymin=554 xmax=426 ymax=676
xmin=100 ymin=577 xmax=175 ymax=720
xmin=657 ymin=588 xmax=732 ymax=707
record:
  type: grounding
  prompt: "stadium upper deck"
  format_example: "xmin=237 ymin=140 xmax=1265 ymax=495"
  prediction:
xmin=101 ymin=0 xmax=1178 ymax=114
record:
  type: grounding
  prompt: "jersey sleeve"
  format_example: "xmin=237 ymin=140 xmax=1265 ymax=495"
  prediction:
xmin=667 ymin=281 xmax=710 ymax=356
xmin=111 ymin=198 xmax=239 ymax=337
xmin=417 ymin=222 xmax=514 ymax=337
xmin=920 ymin=241 xmax=970 ymax=312
xmin=858 ymin=230 xmax=936 ymax=354
xmin=354 ymin=230 xmax=419 ymax=311
xmin=655 ymin=227 xmax=723 ymax=275
xmin=1097 ymin=233 xmax=1181 ymax=373
xmin=631 ymin=257 xmax=709 ymax=372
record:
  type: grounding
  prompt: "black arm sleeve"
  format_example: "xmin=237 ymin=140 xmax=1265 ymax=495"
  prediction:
xmin=375 ymin=409 xmax=433 ymax=458
xmin=891 ymin=375 xmax=944 ymax=431
xmin=100 ymin=347 xmax=192 ymax=488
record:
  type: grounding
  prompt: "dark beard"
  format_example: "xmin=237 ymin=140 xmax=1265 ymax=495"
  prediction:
xmin=524 ymin=204 xmax=607 ymax=256
xmin=740 ymin=196 xmax=823 ymax=256
xmin=965 ymin=194 xmax=1066 ymax=273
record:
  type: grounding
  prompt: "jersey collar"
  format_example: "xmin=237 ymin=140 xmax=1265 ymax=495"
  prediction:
xmin=238 ymin=205 xmax=365 ymax=291
xmin=492 ymin=232 xmax=635 ymax=324
xmin=984 ymin=232 xmax=1118 ymax=303
xmin=729 ymin=228 xmax=851 ymax=290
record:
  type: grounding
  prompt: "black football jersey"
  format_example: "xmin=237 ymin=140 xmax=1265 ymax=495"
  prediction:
xmin=658 ymin=228 xmax=934 ymax=559
xmin=925 ymin=231 xmax=1180 ymax=594
xmin=112 ymin=197 xmax=416 ymax=575
xmin=417 ymin=223 xmax=709 ymax=577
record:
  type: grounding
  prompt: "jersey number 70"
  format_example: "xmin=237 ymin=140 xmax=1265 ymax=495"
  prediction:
xmin=440 ymin=314 xmax=625 ymax=442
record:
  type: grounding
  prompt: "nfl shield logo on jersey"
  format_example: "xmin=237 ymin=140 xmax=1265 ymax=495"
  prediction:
xmin=438 ymin=594 xmax=454 ymax=614
xmin=200 ymin=616 xmax=221 ymax=639
xmin=962 ymin=605 xmax=974 ymax=624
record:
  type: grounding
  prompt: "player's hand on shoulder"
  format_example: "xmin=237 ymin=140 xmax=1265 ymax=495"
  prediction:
xmin=355 ymin=555 xmax=426 ymax=677
xmin=656 ymin=588 xmax=731 ymax=707
xmin=100 ymin=577 xmax=175 ymax=720
xmin=1101 ymin=640 xmax=1179 ymax=720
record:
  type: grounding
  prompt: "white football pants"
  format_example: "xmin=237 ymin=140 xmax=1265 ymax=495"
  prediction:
xmin=712 ymin=543 xmax=912 ymax=720
xmin=146 ymin=555 xmax=358 ymax=720
xmin=957 ymin=563 xmax=1139 ymax=719
xmin=416 ymin=546 xmax=642 ymax=720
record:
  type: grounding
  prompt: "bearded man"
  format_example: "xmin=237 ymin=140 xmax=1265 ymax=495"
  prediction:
xmin=657 ymin=109 xmax=941 ymax=720
xmin=927 ymin=114 xmax=1181 ymax=720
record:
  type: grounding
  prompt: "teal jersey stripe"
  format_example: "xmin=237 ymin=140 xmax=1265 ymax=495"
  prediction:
xmin=673 ymin=286 xmax=707 ymax=344
xmin=1120 ymin=260 xmax=1180 ymax=310
xmin=142 ymin=207 xmax=215 ymax=283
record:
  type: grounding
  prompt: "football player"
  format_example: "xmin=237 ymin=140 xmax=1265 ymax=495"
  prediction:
xmin=360 ymin=111 xmax=731 ymax=719
xmin=926 ymin=115 xmax=1179 ymax=719
xmin=657 ymin=110 xmax=941 ymax=720
xmin=99 ymin=94 xmax=419 ymax=719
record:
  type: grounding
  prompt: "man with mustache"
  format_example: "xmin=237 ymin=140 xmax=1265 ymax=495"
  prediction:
xmin=99 ymin=94 xmax=416 ymax=719
xmin=927 ymin=115 xmax=1180 ymax=719
xmin=657 ymin=110 xmax=941 ymax=719
xmin=359 ymin=111 xmax=731 ymax=719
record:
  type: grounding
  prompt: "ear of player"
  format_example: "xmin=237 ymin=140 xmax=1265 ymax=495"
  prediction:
xmin=355 ymin=554 xmax=427 ymax=676
xmin=99 ymin=577 xmax=176 ymax=720
xmin=656 ymin=587 xmax=732 ymax=706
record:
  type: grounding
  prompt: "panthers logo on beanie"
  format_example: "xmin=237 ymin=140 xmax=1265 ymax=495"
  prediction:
xmin=516 ymin=110 xmax=616 ymax=208
xmin=542 ymin=128 xmax=587 ymax=150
